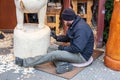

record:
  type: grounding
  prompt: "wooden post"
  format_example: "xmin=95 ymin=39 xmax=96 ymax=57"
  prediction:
xmin=63 ymin=0 xmax=71 ymax=34
xmin=63 ymin=0 xmax=71 ymax=9
xmin=87 ymin=0 xmax=93 ymax=27
xmin=96 ymin=0 xmax=106 ymax=48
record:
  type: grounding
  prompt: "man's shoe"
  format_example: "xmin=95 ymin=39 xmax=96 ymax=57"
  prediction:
xmin=56 ymin=63 xmax=74 ymax=74
xmin=15 ymin=57 xmax=23 ymax=67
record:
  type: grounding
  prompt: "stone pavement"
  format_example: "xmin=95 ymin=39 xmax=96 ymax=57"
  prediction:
xmin=0 ymin=33 xmax=120 ymax=80
xmin=0 ymin=52 xmax=120 ymax=80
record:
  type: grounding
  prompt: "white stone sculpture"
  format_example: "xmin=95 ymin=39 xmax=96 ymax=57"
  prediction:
xmin=14 ymin=0 xmax=50 ymax=58
xmin=14 ymin=0 xmax=48 ymax=29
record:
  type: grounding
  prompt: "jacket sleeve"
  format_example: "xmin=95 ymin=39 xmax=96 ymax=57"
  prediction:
xmin=56 ymin=35 xmax=70 ymax=42
xmin=58 ymin=29 xmax=90 ymax=53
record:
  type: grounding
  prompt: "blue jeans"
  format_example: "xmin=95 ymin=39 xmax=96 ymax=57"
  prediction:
xmin=23 ymin=48 xmax=86 ymax=67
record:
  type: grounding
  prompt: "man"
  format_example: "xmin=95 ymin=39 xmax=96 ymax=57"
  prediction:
xmin=15 ymin=8 xmax=94 ymax=74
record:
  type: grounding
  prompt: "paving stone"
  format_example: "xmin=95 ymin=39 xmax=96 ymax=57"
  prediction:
xmin=0 ymin=48 xmax=11 ymax=55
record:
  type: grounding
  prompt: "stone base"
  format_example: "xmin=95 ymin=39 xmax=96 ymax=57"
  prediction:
xmin=14 ymin=24 xmax=50 ymax=58
xmin=104 ymin=56 xmax=120 ymax=71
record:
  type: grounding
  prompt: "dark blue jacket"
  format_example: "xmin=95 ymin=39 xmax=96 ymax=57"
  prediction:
xmin=57 ymin=16 xmax=94 ymax=61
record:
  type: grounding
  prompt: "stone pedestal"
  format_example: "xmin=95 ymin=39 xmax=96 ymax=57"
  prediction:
xmin=14 ymin=24 xmax=50 ymax=58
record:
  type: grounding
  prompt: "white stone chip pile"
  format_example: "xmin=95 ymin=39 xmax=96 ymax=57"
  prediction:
xmin=0 ymin=33 xmax=36 ymax=79
xmin=0 ymin=53 xmax=36 ymax=74
xmin=0 ymin=33 xmax=13 ymax=48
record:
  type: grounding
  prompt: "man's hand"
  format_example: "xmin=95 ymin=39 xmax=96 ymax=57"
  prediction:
xmin=49 ymin=43 xmax=59 ymax=50
xmin=50 ymin=31 xmax=57 ymax=39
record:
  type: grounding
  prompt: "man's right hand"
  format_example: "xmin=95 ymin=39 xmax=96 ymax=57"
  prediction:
xmin=50 ymin=31 xmax=57 ymax=39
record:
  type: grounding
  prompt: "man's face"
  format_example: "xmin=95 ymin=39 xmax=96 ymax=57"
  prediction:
xmin=63 ymin=20 xmax=74 ymax=27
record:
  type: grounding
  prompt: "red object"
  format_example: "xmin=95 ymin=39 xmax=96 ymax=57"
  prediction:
xmin=96 ymin=0 xmax=106 ymax=47
xmin=0 ymin=0 xmax=17 ymax=29
xmin=63 ymin=0 xmax=71 ymax=9
xmin=63 ymin=0 xmax=71 ymax=34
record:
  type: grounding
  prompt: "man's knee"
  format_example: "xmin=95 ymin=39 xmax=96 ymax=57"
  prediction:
xmin=50 ymin=52 xmax=61 ymax=61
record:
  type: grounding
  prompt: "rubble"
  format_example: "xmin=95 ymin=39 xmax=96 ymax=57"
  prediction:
xmin=0 ymin=54 xmax=34 ymax=74
xmin=0 ymin=33 xmax=36 ymax=79
xmin=0 ymin=53 xmax=36 ymax=79
xmin=0 ymin=33 xmax=13 ymax=48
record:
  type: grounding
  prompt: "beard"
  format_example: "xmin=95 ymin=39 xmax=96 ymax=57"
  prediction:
xmin=66 ymin=22 xmax=72 ymax=27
